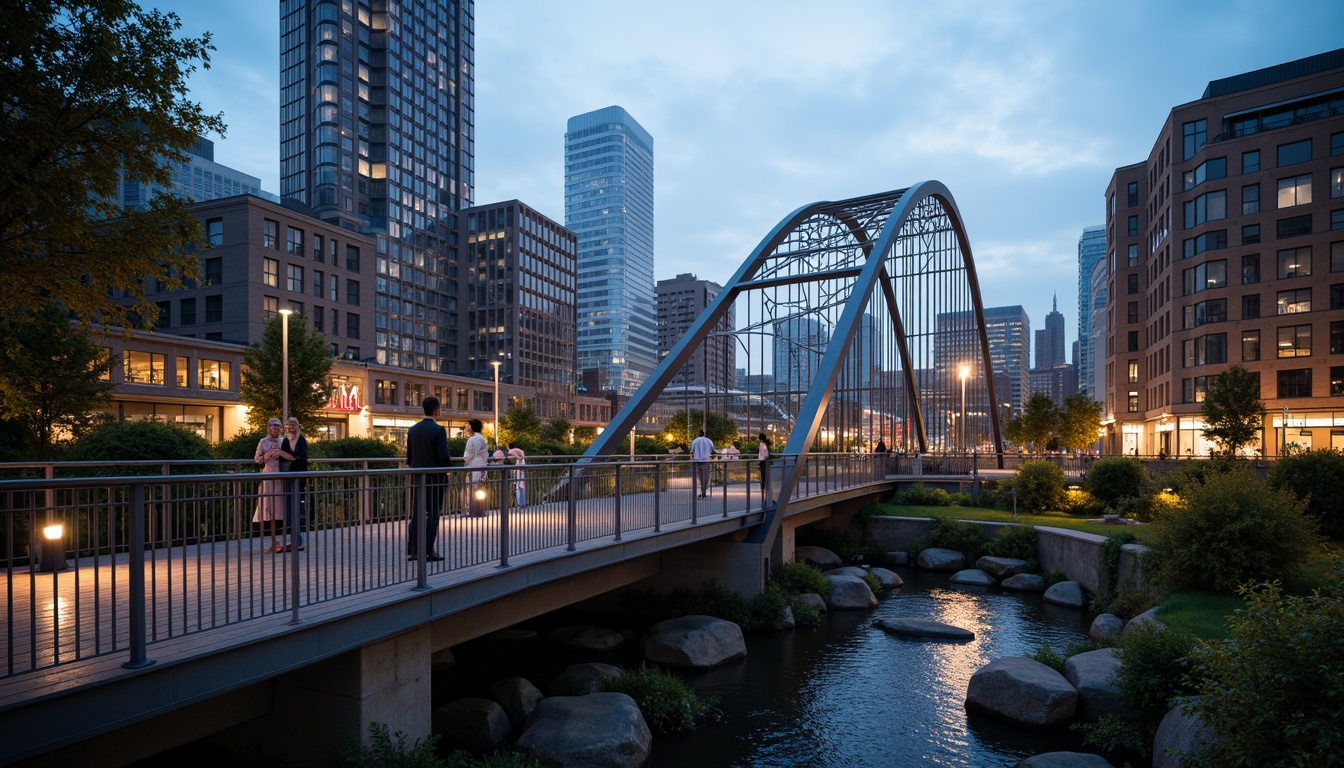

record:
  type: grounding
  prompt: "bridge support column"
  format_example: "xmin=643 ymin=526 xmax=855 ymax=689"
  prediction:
xmin=644 ymin=535 xmax=773 ymax=598
xmin=265 ymin=626 xmax=432 ymax=765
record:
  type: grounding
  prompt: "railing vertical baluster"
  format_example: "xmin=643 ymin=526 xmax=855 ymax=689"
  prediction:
xmin=289 ymin=479 xmax=301 ymax=625
xmin=123 ymin=483 xmax=153 ymax=669
xmin=413 ymin=473 xmax=427 ymax=590
xmin=653 ymin=462 xmax=661 ymax=532
xmin=566 ymin=466 xmax=577 ymax=551
xmin=499 ymin=469 xmax=510 ymax=566
xmin=613 ymin=465 xmax=622 ymax=542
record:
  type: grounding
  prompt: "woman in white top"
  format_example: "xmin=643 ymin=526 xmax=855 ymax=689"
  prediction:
xmin=253 ymin=418 xmax=285 ymax=552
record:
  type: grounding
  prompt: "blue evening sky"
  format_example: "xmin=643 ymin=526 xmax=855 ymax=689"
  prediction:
xmin=147 ymin=0 xmax=1343 ymax=349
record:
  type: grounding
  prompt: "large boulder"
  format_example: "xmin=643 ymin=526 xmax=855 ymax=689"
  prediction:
xmin=796 ymin=592 xmax=828 ymax=614
xmin=869 ymin=567 xmax=904 ymax=589
xmin=1063 ymin=648 xmax=1124 ymax=723
xmin=827 ymin=566 xmax=869 ymax=579
xmin=433 ymin=697 xmax=511 ymax=750
xmin=1089 ymin=614 xmax=1124 ymax=643
xmin=795 ymin=546 xmax=843 ymax=569
xmin=643 ymin=615 xmax=746 ymax=670
xmin=1001 ymin=573 xmax=1047 ymax=592
xmin=950 ymin=568 xmax=998 ymax=586
xmin=489 ymin=676 xmax=544 ymax=731
xmin=548 ymin=662 xmax=622 ymax=695
xmin=516 ymin=693 xmax=652 ymax=768
xmin=965 ymin=657 xmax=1078 ymax=728
xmin=1124 ymin=606 xmax=1166 ymax=634
xmin=822 ymin=574 xmax=878 ymax=610
xmin=1152 ymin=701 xmax=1216 ymax=768
xmin=1043 ymin=580 xmax=1086 ymax=608
xmin=872 ymin=617 xmax=974 ymax=640
xmin=1014 ymin=753 xmax=1114 ymax=767
xmin=976 ymin=556 xmax=1030 ymax=579
xmin=549 ymin=625 xmax=624 ymax=651
xmin=916 ymin=547 xmax=966 ymax=571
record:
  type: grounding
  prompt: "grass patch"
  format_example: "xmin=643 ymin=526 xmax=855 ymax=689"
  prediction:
xmin=1156 ymin=592 xmax=1244 ymax=641
xmin=878 ymin=503 xmax=1151 ymax=540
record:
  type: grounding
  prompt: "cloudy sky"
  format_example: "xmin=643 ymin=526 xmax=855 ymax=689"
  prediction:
xmin=152 ymin=0 xmax=1343 ymax=349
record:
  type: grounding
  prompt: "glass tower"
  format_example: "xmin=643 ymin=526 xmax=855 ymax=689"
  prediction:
xmin=279 ymin=0 xmax=474 ymax=372
xmin=564 ymin=106 xmax=657 ymax=396
xmin=1076 ymin=225 xmax=1106 ymax=398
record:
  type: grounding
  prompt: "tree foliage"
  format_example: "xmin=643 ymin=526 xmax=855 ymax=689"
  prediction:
xmin=1 ymin=1 xmax=226 ymax=326
xmin=64 ymin=419 xmax=214 ymax=470
xmin=0 ymin=302 xmax=114 ymax=458
xmin=1267 ymin=448 xmax=1344 ymax=539
xmin=498 ymin=404 xmax=542 ymax=445
xmin=1057 ymin=394 xmax=1102 ymax=451
xmin=1005 ymin=392 xmax=1059 ymax=453
xmin=1084 ymin=457 xmax=1147 ymax=507
xmin=1200 ymin=365 xmax=1265 ymax=456
xmin=239 ymin=314 xmax=334 ymax=430
xmin=661 ymin=408 xmax=738 ymax=449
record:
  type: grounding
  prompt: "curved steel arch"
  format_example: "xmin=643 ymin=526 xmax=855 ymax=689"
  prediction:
xmin=584 ymin=183 xmax=1003 ymax=553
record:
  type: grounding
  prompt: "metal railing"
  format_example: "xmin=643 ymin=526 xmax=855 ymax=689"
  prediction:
xmin=0 ymin=452 xmax=887 ymax=679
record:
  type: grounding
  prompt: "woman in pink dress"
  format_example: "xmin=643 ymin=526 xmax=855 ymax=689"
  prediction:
xmin=253 ymin=418 xmax=285 ymax=552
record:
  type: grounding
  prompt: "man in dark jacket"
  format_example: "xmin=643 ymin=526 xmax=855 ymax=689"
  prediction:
xmin=406 ymin=396 xmax=451 ymax=561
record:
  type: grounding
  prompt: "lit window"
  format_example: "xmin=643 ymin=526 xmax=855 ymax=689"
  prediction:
xmin=1277 ymin=174 xmax=1312 ymax=208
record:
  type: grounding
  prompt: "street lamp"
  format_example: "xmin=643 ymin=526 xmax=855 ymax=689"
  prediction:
xmin=279 ymin=308 xmax=293 ymax=422
xmin=958 ymin=364 xmax=970 ymax=453
xmin=490 ymin=360 xmax=502 ymax=450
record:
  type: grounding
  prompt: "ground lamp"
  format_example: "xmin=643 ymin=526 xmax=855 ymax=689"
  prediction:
xmin=40 ymin=522 xmax=67 ymax=573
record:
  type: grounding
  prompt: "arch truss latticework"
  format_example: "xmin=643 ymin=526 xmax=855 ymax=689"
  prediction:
xmin=585 ymin=182 xmax=1004 ymax=545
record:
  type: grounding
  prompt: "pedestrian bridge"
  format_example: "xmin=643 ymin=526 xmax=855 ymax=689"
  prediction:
xmin=0 ymin=454 xmax=891 ymax=765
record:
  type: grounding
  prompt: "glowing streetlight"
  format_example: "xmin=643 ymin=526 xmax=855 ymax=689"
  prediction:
xmin=490 ymin=360 xmax=502 ymax=450
xmin=279 ymin=308 xmax=293 ymax=422
xmin=958 ymin=364 xmax=970 ymax=453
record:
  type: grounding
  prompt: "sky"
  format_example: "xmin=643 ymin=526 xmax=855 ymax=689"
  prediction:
xmin=150 ymin=0 xmax=1344 ymax=352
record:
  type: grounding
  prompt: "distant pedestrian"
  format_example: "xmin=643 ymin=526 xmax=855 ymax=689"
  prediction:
xmin=253 ymin=418 xmax=285 ymax=553
xmin=463 ymin=418 xmax=489 ymax=515
xmin=758 ymin=433 xmax=772 ymax=508
xmin=508 ymin=443 xmax=527 ymax=507
xmin=406 ymin=397 xmax=451 ymax=561
xmin=691 ymin=429 xmax=715 ymax=498
xmin=278 ymin=417 xmax=308 ymax=551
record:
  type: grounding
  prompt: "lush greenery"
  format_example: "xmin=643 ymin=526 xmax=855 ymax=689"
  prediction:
xmin=914 ymin=516 xmax=988 ymax=561
xmin=63 ymin=419 xmax=214 ymax=472
xmin=599 ymin=664 xmax=715 ymax=734
xmin=345 ymin=722 xmax=444 ymax=768
xmin=986 ymin=524 xmax=1037 ymax=567
xmin=1003 ymin=392 xmax=1059 ymax=452
xmin=1149 ymin=465 xmax=1319 ymax=593
xmin=1010 ymin=460 xmax=1065 ymax=513
xmin=0 ymin=303 xmax=115 ymax=459
xmin=1199 ymin=364 xmax=1265 ymax=457
xmin=311 ymin=437 xmax=403 ymax=460
xmin=1 ymin=0 xmax=225 ymax=327
xmin=1267 ymin=448 xmax=1344 ymax=539
xmin=1083 ymin=457 xmax=1146 ymax=508
xmin=620 ymin=580 xmax=794 ymax=632
xmin=1057 ymin=393 xmax=1104 ymax=451
xmin=872 ymin=503 xmax=1150 ymax=539
xmin=239 ymin=315 xmax=334 ymax=430
xmin=1186 ymin=564 xmax=1344 ymax=767
xmin=213 ymin=428 xmax=268 ymax=461
xmin=891 ymin=482 xmax=955 ymax=507
xmin=770 ymin=561 xmax=831 ymax=598
xmin=660 ymin=408 xmax=738 ymax=450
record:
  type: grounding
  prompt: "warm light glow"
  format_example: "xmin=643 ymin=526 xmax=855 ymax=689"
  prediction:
xmin=474 ymin=488 xmax=487 ymax=501
xmin=279 ymin=308 xmax=293 ymax=316
xmin=958 ymin=364 xmax=970 ymax=380
xmin=43 ymin=524 xmax=63 ymax=540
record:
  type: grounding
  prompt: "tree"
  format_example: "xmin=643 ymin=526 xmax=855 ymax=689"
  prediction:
xmin=1057 ymin=393 xmax=1102 ymax=451
xmin=661 ymin=409 xmax=738 ymax=449
xmin=239 ymin=314 xmax=333 ymax=431
xmin=1 ymin=1 xmax=225 ymax=326
xmin=1005 ymin=393 xmax=1059 ymax=453
xmin=539 ymin=417 xmax=572 ymax=444
xmin=499 ymin=405 xmax=542 ymax=445
xmin=0 ymin=303 xmax=114 ymax=459
xmin=1200 ymin=365 xmax=1264 ymax=456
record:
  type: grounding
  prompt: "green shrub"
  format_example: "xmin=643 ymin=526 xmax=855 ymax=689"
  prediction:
xmin=1071 ymin=713 xmax=1148 ymax=758
xmin=311 ymin=436 xmax=403 ymax=459
xmin=64 ymin=420 xmax=215 ymax=473
xmin=1058 ymin=487 xmax=1105 ymax=517
xmin=745 ymin=586 xmax=791 ymax=631
xmin=346 ymin=722 xmax=444 ymax=768
xmin=861 ymin=571 xmax=882 ymax=594
xmin=1186 ymin=563 xmax=1344 ymax=768
xmin=892 ymin=482 xmax=950 ymax=506
xmin=1150 ymin=466 xmax=1320 ymax=593
xmin=947 ymin=491 xmax=973 ymax=506
xmin=1012 ymin=460 xmax=1065 ymax=512
xmin=214 ymin=428 xmax=268 ymax=460
xmin=1084 ymin=457 xmax=1147 ymax=506
xmin=1028 ymin=643 xmax=1066 ymax=673
xmin=788 ymin=595 xmax=822 ymax=628
xmin=1111 ymin=494 xmax=1161 ymax=522
xmin=972 ymin=479 xmax=1011 ymax=510
xmin=918 ymin=517 xmax=989 ymax=561
xmin=1159 ymin=456 xmax=1245 ymax=495
xmin=1267 ymin=448 xmax=1344 ymax=539
xmin=770 ymin=561 xmax=830 ymax=597
xmin=1043 ymin=569 xmax=1068 ymax=586
xmin=599 ymin=664 xmax=715 ymax=734
xmin=986 ymin=524 xmax=1037 ymax=566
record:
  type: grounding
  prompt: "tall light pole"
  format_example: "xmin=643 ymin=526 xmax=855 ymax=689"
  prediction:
xmin=491 ymin=360 xmax=502 ymax=450
xmin=279 ymin=308 xmax=293 ymax=422
xmin=958 ymin=364 xmax=969 ymax=453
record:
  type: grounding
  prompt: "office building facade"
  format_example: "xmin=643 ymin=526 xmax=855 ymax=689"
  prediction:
xmin=656 ymin=273 xmax=735 ymax=391
xmin=1034 ymin=295 xmax=1066 ymax=369
xmin=565 ymin=106 xmax=657 ymax=396
xmin=1077 ymin=225 xmax=1107 ymax=398
xmin=118 ymin=136 xmax=271 ymax=210
xmin=1102 ymin=48 xmax=1344 ymax=456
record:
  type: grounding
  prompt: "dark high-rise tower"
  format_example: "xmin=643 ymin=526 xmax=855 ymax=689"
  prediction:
xmin=1034 ymin=294 xmax=1066 ymax=369
xmin=279 ymin=0 xmax=474 ymax=372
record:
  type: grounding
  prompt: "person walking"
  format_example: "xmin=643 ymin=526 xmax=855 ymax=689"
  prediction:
xmin=757 ymin=433 xmax=773 ymax=509
xmin=278 ymin=417 xmax=309 ymax=552
xmin=691 ymin=428 xmax=715 ymax=498
xmin=253 ymin=418 xmax=285 ymax=553
xmin=406 ymin=397 xmax=451 ymax=561
xmin=463 ymin=418 xmax=489 ymax=516
xmin=507 ymin=443 xmax=527 ymax=507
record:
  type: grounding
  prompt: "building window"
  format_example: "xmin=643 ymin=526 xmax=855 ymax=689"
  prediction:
xmin=313 ymin=305 xmax=324 ymax=333
xmin=1184 ymin=333 xmax=1227 ymax=367
xmin=181 ymin=297 xmax=196 ymax=325
xmin=199 ymin=359 xmax=230 ymax=390
xmin=1333 ymin=132 xmax=1344 ymax=156
xmin=1127 ymin=301 xmax=1139 ymax=324
xmin=1277 ymin=324 xmax=1311 ymax=358
xmin=1332 ymin=367 xmax=1344 ymax=397
xmin=1333 ymin=284 xmax=1344 ymax=310
xmin=1127 ymin=274 xmax=1139 ymax=294
xmin=346 ymin=346 xmax=359 ymax=361
xmin=1242 ymin=224 xmax=1261 ymax=245
xmin=1183 ymin=376 xmax=1209 ymax=404
xmin=205 ymin=295 xmax=222 ymax=323
xmin=1182 ymin=259 xmax=1227 ymax=295
xmin=1277 ymin=215 xmax=1313 ymax=239
xmin=1277 ymin=174 xmax=1312 ymax=208
xmin=287 ymin=264 xmax=304 ymax=293
xmin=1127 ymin=215 xmax=1138 ymax=237
xmin=1127 ymin=330 xmax=1139 ymax=352
xmin=375 ymin=379 xmax=398 ymax=405
xmin=313 ymin=269 xmax=324 ymax=297
xmin=346 ymin=245 xmax=360 ymax=272
xmin=287 ymin=226 xmax=303 ymax=256
xmin=346 ymin=312 xmax=359 ymax=339
xmin=404 ymin=382 xmax=425 ymax=408
xmin=1127 ymin=181 xmax=1139 ymax=207
xmin=1334 ymin=242 xmax=1344 ymax=273
xmin=1241 ymin=254 xmax=1259 ymax=284
xmin=1127 ymin=360 xmax=1139 ymax=383
xmin=1277 ymin=368 xmax=1311 ymax=398
xmin=154 ymin=301 xmax=170 ymax=328
xmin=1333 ymin=167 xmax=1344 ymax=198
xmin=264 ymin=257 xmax=279 ymax=287
xmin=346 ymin=279 xmax=360 ymax=306
xmin=313 ymin=234 xmax=324 ymax=263
xmin=204 ymin=257 xmax=223 ymax=286
xmin=474 ymin=390 xmax=494 ymax=412
xmin=1182 ymin=230 xmax=1227 ymax=258
xmin=124 ymin=351 xmax=165 ymax=384
xmin=264 ymin=295 xmax=279 ymax=320
xmin=174 ymin=355 xmax=188 ymax=387
xmin=1127 ymin=244 xmax=1138 ymax=266
xmin=1127 ymin=391 xmax=1139 ymax=413
xmin=1184 ymin=189 xmax=1227 ymax=227
xmin=1242 ymin=184 xmax=1259 ymax=215
xmin=206 ymin=218 xmax=223 ymax=247
xmin=1276 ymin=288 xmax=1311 ymax=315
xmin=1183 ymin=157 xmax=1226 ymax=190
xmin=1242 ymin=329 xmax=1260 ymax=362
xmin=1188 ymin=298 xmax=1226 ymax=327
xmin=1242 ymin=293 xmax=1260 ymax=320
xmin=1335 ymin=210 xmax=1344 ymax=230
xmin=1278 ymin=247 xmax=1312 ymax=279
xmin=1277 ymin=139 xmax=1311 ymax=167
xmin=1183 ymin=119 xmax=1207 ymax=160
xmin=1332 ymin=321 xmax=1344 ymax=355
xmin=264 ymin=219 xmax=279 ymax=249
xmin=1243 ymin=150 xmax=1260 ymax=174
xmin=329 ymin=274 xmax=339 ymax=301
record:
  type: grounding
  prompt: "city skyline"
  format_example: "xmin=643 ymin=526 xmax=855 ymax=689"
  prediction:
xmin=144 ymin=1 xmax=1344 ymax=345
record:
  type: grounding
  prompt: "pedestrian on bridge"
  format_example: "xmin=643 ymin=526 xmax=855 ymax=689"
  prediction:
xmin=406 ymin=397 xmax=451 ymax=561
xmin=691 ymin=429 xmax=715 ymax=498
xmin=508 ymin=443 xmax=527 ymax=507
xmin=758 ymin=433 xmax=773 ymax=509
xmin=253 ymin=418 xmax=285 ymax=553
xmin=463 ymin=418 xmax=489 ymax=516
xmin=278 ymin=417 xmax=308 ymax=552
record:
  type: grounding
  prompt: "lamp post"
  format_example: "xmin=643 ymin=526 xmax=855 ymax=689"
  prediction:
xmin=491 ymin=360 xmax=502 ymax=450
xmin=958 ymin=364 xmax=969 ymax=454
xmin=279 ymin=308 xmax=293 ymax=422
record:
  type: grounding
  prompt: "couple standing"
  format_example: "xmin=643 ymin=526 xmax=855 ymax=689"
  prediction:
xmin=405 ymin=397 xmax=489 ymax=561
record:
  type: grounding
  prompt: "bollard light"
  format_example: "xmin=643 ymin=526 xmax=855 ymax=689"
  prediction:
xmin=40 ymin=522 xmax=68 ymax=573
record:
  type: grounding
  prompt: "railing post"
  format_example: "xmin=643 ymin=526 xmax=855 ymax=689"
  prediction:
xmin=653 ymin=462 xmax=662 ymax=532
xmin=721 ymin=461 xmax=728 ymax=518
xmin=613 ymin=464 xmax=622 ymax=541
xmin=123 ymin=482 xmax=154 ymax=669
xmin=413 ymin=472 xmax=427 ymax=590
xmin=499 ymin=469 xmax=510 ymax=566
xmin=566 ymin=465 xmax=577 ymax=552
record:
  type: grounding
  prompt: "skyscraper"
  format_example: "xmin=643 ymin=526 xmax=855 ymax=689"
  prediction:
xmin=278 ymin=0 xmax=474 ymax=372
xmin=1034 ymin=294 xmax=1066 ymax=369
xmin=565 ymin=106 xmax=657 ymax=396
xmin=656 ymin=273 xmax=735 ymax=391
xmin=772 ymin=315 xmax=828 ymax=400
xmin=937 ymin=305 xmax=1031 ymax=417
xmin=118 ymin=136 xmax=271 ymax=210
xmin=1076 ymin=225 xmax=1106 ymax=398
